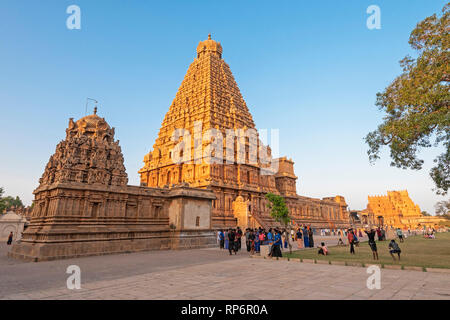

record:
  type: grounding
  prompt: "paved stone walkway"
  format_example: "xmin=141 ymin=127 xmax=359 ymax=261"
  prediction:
xmin=1 ymin=242 xmax=449 ymax=300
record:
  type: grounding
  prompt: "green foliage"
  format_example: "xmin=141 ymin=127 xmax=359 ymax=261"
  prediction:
xmin=265 ymin=192 xmax=290 ymax=225
xmin=421 ymin=211 xmax=431 ymax=216
xmin=0 ymin=187 xmax=24 ymax=214
xmin=365 ymin=3 xmax=450 ymax=195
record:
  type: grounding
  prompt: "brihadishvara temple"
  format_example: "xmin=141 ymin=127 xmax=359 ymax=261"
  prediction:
xmin=8 ymin=35 xmax=443 ymax=261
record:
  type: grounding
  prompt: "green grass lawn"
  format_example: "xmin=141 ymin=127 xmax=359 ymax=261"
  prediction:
xmin=285 ymin=232 xmax=450 ymax=269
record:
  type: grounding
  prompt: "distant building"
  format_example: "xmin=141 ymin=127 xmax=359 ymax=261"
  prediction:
xmin=0 ymin=211 xmax=27 ymax=241
xmin=364 ymin=190 xmax=445 ymax=229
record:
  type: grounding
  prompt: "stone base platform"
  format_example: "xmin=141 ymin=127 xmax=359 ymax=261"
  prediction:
xmin=9 ymin=230 xmax=217 ymax=262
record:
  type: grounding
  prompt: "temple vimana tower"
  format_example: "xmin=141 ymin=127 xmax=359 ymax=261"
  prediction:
xmin=139 ymin=35 xmax=350 ymax=231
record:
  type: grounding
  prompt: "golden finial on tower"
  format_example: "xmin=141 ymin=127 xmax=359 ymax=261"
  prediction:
xmin=208 ymin=33 xmax=211 ymax=40
xmin=94 ymin=106 xmax=97 ymax=115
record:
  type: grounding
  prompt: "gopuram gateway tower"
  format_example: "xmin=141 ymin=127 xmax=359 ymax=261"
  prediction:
xmin=139 ymin=35 xmax=350 ymax=231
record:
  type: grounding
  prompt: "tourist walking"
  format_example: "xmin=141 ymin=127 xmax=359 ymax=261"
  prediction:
xmin=353 ymin=231 xmax=359 ymax=247
xmin=236 ymin=227 xmax=242 ymax=251
xmin=376 ymin=228 xmax=382 ymax=241
xmin=271 ymin=230 xmax=283 ymax=258
xmin=303 ymin=226 xmax=310 ymax=248
xmin=267 ymin=228 xmax=273 ymax=245
xmin=259 ymin=230 xmax=265 ymax=245
xmin=254 ymin=230 xmax=261 ymax=254
xmin=364 ymin=228 xmax=378 ymax=260
xmin=396 ymin=228 xmax=404 ymax=243
xmin=219 ymin=230 xmax=225 ymax=249
xmin=234 ymin=230 xmax=240 ymax=253
xmin=224 ymin=230 xmax=229 ymax=250
xmin=228 ymin=229 xmax=236 ymax=255
xmin=245 ymin=228 xmax=251 ymax=252
xmin=7 ymin=232 xmax=13 ymax=245
xmin=296 ymin=228 xmax=303 ymax=249
xmin=249 ymin=230 xmax=255 ymax=255
xmin=282 ymin=229 xmax=288 ymax=249
xmin=347 ymin=229 xmax=355 ymax=254
xmin=308 ymin=227 xmax=314 ymax=248
xmin=381 ymin=228 xmax=386 ymax=241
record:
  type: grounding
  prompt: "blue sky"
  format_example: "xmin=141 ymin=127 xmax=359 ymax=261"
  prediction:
xmin=0 ymin=0 xmax=447 ymax=213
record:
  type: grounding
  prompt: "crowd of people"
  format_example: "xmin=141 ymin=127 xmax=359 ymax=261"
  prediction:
xmin=217 ymin=226 xmax=318 ymax=258
xmin=217 ymin=224 xmax=446 ymax=263
xmin=343 ymin=226 xmax=405 ymax=261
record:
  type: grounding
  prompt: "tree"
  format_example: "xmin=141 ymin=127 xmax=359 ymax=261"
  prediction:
xmin=0 ymin=188 xmax=24 ymax=214
xmin=421 ymin=211 xmax=431 ymax=216
xmin=0 ymin=187 xmax=6 ymax=214
xmin=365 ymin=3 xmax=450 ymax=195
xmin=265 ymin=192 xmax=293 ymax=254
xmin=435 ymin=199 xmax=450 ymax=215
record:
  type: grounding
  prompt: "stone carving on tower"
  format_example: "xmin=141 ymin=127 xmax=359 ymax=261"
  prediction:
xmin=39 ymin=108 xmax=128 ymax=187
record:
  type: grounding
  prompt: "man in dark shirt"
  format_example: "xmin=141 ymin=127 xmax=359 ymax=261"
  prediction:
xmin=219 ymin=230 xmax=225 ymax=249
xmin=236 ymin=227 xmax=242 ymax=252
xmin=245 ymin=229 xmax=251 ymax=252
xmin=228 ymin=229 xmax=236 ymax=255
xmin=364 ymin=228 xmax=379 ymax=260
xmin=389 ymin=240 xmax=402 ymax=261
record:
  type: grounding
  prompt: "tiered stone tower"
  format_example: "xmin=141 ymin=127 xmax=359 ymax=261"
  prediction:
xmin=140 ymin=35 xmax=350 ymax=231
xmin=39 ymin=107 xmax=128 ymax=187
xmin=139 ymin=34 xmax=281 ymax=228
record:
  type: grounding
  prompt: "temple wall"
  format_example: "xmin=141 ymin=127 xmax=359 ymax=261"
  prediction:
xmin=10 ymin=183 xmax=217 ymax=262
xmin=183 ymin=199 xmax=211 ymax=229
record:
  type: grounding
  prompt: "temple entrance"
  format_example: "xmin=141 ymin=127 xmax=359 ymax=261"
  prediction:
xmin=377 ymin=216 xmax=384 ymax=227
xmin=232 ymin=196 xmax=260 ymax=230
xmin=232 ymin=196 xmax=249 ymax=230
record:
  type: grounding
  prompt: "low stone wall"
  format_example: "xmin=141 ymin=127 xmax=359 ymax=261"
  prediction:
xmin=9 ymin=229 xmax=217 ymax=262
xmin=9 ymin=183 xmax=217 ymax=262
xmin=169 ymin=230 xmax=217 ymax=250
